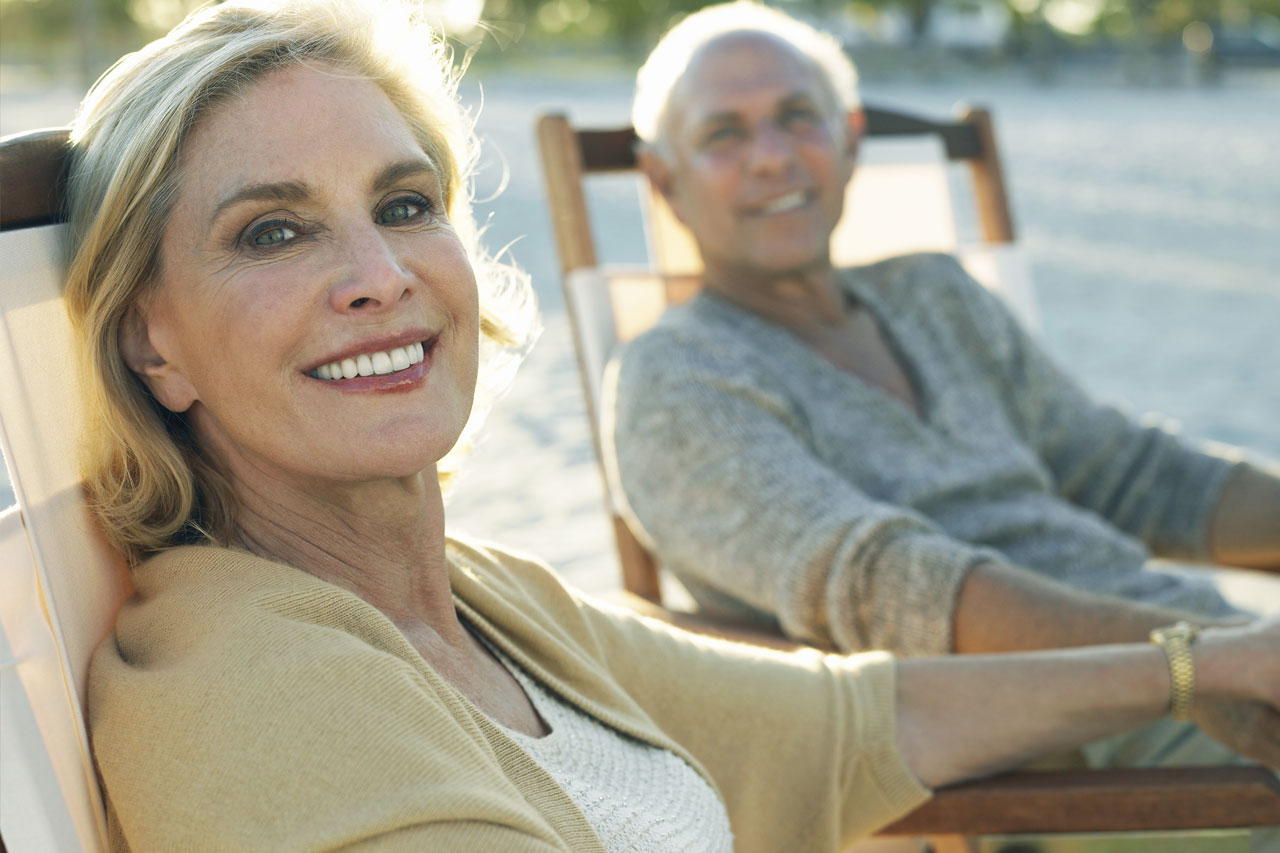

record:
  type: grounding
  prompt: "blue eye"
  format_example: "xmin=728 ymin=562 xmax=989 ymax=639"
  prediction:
xmin=251 ymin=223 xmax=297 ymax=246
xmin=378 ymin=197 xmax=427 ymax=224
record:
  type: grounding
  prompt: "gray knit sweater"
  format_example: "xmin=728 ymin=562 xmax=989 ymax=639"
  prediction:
xmin=605 ymin=253 xmax=1242 ymax=656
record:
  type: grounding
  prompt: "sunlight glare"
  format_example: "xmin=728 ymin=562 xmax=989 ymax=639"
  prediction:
xmin=432 ymin=0 xmax=483 ymax=35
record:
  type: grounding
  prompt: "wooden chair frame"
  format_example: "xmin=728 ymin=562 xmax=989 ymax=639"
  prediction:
xmin=534 ymin=109 xmax=1280 ymax=845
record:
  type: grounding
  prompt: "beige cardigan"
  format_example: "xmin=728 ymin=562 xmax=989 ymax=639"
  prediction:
xmin=90 ymin=536 xmax=930 ymax=851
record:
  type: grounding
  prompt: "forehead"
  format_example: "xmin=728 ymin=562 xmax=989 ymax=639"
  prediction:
xmin=670 ymin=32 xmax=833 ymax=129
xmin=181 ymin=63 xmax=427 ymax=195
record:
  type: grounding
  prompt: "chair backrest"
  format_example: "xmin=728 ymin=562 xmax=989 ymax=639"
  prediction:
xmin=0 ymin=128 xmax=125 ymax=852
xmin=537 ymin=105 xmax=1033 ymax=603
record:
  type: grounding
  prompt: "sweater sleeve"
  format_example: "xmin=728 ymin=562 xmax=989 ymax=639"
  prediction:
xmin=937 ymin=257 xmax=1243 ymax=561
xmin=566 ymin=592 xmax=932 ymax=853
xmin=605 ymin=328 xmax=998 ymax=655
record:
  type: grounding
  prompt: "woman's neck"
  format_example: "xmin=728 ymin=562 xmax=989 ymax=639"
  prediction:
xmin=230 ymin=467 xmax=461 ymax=639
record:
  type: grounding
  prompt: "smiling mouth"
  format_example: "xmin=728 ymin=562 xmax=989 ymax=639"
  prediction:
xmin=755 ymin=191 xmax=809 ymax=215
xmin=310 ymin=340 xmax=431 ymax=380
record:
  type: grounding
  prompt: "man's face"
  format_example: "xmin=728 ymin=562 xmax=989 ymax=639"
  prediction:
xmin=651 ymin=32 xmax=858 ymax=283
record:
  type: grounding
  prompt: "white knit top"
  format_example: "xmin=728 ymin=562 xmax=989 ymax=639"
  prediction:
xmin=487 ymin=641 xmax=734 ymax=852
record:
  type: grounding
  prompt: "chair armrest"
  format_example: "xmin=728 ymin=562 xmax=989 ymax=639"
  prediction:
xmin=880 ymin=766 xmax=1280 ymax=835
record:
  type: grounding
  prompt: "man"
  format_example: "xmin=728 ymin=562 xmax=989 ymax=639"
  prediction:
xmin=605 ymin=0 xmax=1280 ymax=774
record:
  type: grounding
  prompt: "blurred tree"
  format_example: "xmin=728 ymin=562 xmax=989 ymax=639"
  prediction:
xmin=901 ymin=0 xmax=940 ymax=43
xmin=0 ymin=0 xmax=206 ymax=82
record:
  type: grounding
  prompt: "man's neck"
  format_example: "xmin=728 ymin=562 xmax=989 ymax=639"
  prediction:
xmin=703 ymin=260 xmax=848 ymax=334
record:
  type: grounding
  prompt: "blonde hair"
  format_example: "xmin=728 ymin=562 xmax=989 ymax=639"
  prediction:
xmin=632 ymin=1 xmax=860 ymax=149
xmin=64 ymin=0 xmax=538 ymax=563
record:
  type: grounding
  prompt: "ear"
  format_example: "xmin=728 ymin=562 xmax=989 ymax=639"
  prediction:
xmin=842 ymin=109 xmax=865 ymax=165
xmin=119 ymin=304 xmax=198 ymax=413
xmin=636 ymin=145 xmax=687 ymax=223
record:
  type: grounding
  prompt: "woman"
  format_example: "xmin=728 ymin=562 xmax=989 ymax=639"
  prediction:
xmin=65 ymin=1 xmax=1278 ymax=850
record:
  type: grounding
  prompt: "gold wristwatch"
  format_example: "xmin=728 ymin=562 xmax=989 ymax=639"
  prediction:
xmin=1149 ymin=620 xmax=1200 ymax=721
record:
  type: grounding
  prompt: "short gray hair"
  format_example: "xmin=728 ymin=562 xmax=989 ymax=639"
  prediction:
xmin=632 ymin=1 xmax=860 ymax=148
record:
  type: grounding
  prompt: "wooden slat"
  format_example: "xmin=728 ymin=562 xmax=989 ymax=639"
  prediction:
xmin=0 ymin=128 xmax=71 ymax=230
xmin=881 ymin=767 xmax=1280 ymax=835
xmin=612 ymin=515 xmax=661 ymax=603
xmin=958 ymin=105 xmax=1016 ymax=243
xmin=578 ymin=126 xmax=640 ymax=174
xmin=537 ymin=115 xmax=666 ymax=602
xmin=537 ymin=115 xmax=598 ymax=273
xmin=863 ymin=106 xmax=982 ymax=161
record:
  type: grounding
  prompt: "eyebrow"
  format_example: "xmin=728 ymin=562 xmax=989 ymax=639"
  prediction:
xmin=208 ymin=157 xmax=439 ymax=227
xmin=373 ymin=158 xmax=438 ymax=192
xmin=691 ymin=93 xmax=821 ymax=131
xmin=209 ymin=180 xmax=311 ymax=226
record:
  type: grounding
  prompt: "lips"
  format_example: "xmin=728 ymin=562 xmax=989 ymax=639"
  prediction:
xmin=305 ymin=329 xmax=438 ymax=386
xmin=311 ymin=341 xmax=426 ymax=380
xmin=750 ymin=190 xmax=810 ymax=216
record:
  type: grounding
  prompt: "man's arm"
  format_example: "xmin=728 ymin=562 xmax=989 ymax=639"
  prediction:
xmin=951 ymin=558 xmax=1271 ymax=764
xmin=937 ymin=257 xmax=1247 ymax=564
xmin=952 ymin=559 xmax=1214 ymax=654
xmin=1209 ymin=462 xmax=1280 ymax=572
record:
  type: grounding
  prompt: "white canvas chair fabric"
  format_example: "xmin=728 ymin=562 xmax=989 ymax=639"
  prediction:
xmin=0 ymin=221 xmax=125 ymax=852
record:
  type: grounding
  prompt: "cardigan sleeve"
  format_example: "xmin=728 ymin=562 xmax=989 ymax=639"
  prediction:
xmin=936 ymin=257 xmax=1243 ymax=561
xmin=452 ymin=542 xmax=931 ymax=853
xmin=567 ymin=591 xmax=932 ymax=852
xmin=606 ymin=328 xmax=999 ymax=656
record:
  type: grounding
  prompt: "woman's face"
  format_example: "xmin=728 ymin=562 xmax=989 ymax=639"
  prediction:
xmin=132 ymin=63 xmax=480 ymax=491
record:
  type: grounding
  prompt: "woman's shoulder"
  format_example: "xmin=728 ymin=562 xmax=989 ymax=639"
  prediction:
xmin=445 ymin=534 xmax=605 ymax=646
xmin=91 ymin=548 xmax=452 ymax=741
xmin=89 ymin=544 xmax=538 ymax=847
xmin=108 ymin=545 xmax=412 ymax=664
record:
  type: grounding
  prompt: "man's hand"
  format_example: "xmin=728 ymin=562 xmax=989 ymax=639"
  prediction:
xmin=1193 ymin=616 xmax=1280 ymax=769
xmin=1193 ymin=698 xmax=1280 ymax=770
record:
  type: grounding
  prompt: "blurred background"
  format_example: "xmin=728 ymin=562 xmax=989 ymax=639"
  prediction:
xmin=5 ymin=0 xmax=1280 ymax=84
xmin=2 ymin=0 xmax=1277 ymax=597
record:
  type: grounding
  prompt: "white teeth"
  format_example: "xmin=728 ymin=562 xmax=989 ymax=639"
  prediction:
xmin=759 ymin=191 xmax=806 ymax=214
xmin=311 ymin=342 xmax=429 ymax=380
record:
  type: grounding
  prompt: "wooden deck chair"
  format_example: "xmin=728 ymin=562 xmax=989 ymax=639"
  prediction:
xmin=539 ymin=106 xmax=1040 ymax=605
xmin=535 ymin=109 xmax=1280 ymax=846
xmin=1 ymin=128 xmax=126 ymax=852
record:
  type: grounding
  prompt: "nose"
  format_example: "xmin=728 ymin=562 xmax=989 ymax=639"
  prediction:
xmin=746 ymin=120 xmax=795 ymax=174
xmin=328 ymin=221 xmax=414 ymax=314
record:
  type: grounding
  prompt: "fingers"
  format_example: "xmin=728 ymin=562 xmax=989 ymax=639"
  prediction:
xmin=1195 ymin=698 xmax=1280 ymax=770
